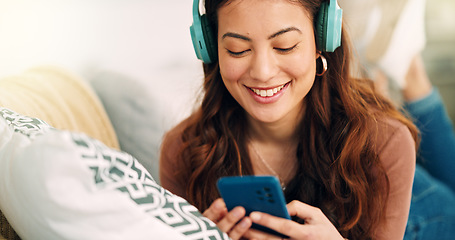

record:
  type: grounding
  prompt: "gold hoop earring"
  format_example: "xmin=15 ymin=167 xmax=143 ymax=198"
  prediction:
xmin=316 ymin=55 xmax=328 ymax=76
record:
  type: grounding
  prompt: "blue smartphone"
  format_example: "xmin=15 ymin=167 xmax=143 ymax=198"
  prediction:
xmin=216 ymin=175 xmax=290 ymax=238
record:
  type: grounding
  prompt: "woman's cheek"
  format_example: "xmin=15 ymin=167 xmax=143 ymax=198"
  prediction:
xmin=284 ymin=54 xmax=317 ymax=78
xmin=220 ymin=57 xmax=248 ymax=83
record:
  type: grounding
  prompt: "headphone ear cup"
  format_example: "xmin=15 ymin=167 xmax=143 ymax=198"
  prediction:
xmin=200 ymin=15 xmax=217 ymax=63
xmin=190 ymin=0 xmax=215 ymax=63
xmin=316 ymin=2 xmax=328 ymax=52
xmin=316 ymin=0 xmax=343 ymax=52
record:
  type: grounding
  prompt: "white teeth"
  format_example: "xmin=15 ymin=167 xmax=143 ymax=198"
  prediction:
xmin=251 ymin=83 xmax=286 ymax=97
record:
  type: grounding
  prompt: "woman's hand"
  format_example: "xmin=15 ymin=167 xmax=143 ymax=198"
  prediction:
xmin=203 ymin=198 xmax=253 ymax=240
xmin=246 ymin=200 xmax=346 ymax=240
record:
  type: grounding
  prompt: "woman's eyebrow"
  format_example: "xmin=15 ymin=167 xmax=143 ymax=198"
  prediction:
xmin=268 ymin=27 xmax=302 ymax=39
xmin=221 ymin=27 xmax=301 ymax=41
xmin=222 ymin=32 xmax=251 ymax=41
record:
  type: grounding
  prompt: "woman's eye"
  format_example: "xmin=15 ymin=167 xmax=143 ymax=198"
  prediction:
xmin=275 ymin=43 xmax=298 ymax=53
xmin=227 ymin=49 xmax=249 ymax=57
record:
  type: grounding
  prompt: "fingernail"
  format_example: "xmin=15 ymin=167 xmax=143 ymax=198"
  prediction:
xmin=250 ymin=212 xmax=261 ymax=221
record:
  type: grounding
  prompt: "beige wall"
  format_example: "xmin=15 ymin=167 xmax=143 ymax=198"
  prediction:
xmin=424 ymin=0 xmax=455 ymax=123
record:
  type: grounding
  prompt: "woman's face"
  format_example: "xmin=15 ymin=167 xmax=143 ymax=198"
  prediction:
xmin=218 ymin=0 xmax=319 ymax=125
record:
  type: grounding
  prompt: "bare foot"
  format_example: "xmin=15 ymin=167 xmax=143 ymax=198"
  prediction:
xmin=402 ymin=54 xmax=433 ymax=102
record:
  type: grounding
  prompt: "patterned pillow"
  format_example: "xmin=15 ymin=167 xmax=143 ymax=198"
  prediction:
xmin=0 ymin=108 xmax=229 ymax=240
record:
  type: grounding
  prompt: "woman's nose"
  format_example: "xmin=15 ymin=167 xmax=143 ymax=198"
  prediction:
xmin=249 ymin=49 xmax=279 ymax=82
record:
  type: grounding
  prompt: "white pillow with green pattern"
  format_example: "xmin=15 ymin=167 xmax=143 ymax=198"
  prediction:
xmin=0 ymin=108 xmax=229 ymax=240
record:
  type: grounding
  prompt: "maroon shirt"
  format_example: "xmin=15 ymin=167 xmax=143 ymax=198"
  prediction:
xmin=160 ymin=116 xmax=416 ymax=240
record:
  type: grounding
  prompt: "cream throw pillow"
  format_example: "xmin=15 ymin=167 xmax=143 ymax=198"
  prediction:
xmin=0 ymin=65 xmax=119 ymax=149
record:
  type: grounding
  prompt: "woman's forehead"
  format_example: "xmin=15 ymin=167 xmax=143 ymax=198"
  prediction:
xmin=216 ymin=0 xmax=311 ymax=20
xmin=217 ymin=0 xmax=311 ymax=27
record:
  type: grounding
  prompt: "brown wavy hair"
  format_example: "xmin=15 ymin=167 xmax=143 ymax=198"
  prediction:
xmin=178 ymin=0 xmax=419 ymax=239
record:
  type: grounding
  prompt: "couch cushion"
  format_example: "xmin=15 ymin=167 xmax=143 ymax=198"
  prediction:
xmin=0 ymin=108 xmax=228 ymax=240
xmin=88 ymin=70 xmax=165 ymax=183
xmin=0 ymin=65 xmax=119 ymax=149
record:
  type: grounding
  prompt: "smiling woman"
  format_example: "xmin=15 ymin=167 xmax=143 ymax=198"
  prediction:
xmin=218 ymin=1 xmax=317 ymax=125
xmin=160 ymin=0 xmax=418 ymax=239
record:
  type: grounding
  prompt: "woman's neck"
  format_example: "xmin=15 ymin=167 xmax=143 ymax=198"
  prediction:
xmin=246 ymin=107 xmax=304 ymax=145
xmin=246 ymin=110 xmax=303 ymax=188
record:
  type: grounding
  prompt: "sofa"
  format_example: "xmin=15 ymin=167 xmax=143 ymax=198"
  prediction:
xmin=0 ymin=66 xmax=228 ymax=240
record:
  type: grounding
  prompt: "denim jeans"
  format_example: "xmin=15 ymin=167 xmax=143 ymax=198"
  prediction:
xmin=405 ymin=88 xmax=455 ymax=192
xmin=404 ymin=165 xmax=455 ymax=240
xmin=403 ymin=88 xmax=455 ymax=239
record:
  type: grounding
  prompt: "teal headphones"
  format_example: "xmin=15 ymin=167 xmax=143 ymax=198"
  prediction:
xmin=190 ymin=0 xmax=343 ymax=64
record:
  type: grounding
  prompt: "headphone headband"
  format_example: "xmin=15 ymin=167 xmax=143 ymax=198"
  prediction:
xmin=190 ymin=0 xmax=343 ymax=63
